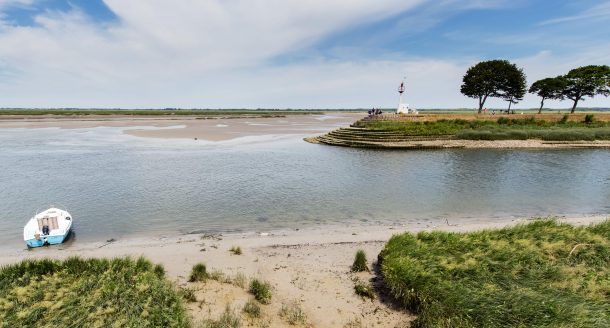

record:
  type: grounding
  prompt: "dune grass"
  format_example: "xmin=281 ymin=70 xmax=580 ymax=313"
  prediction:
xmin=199 ymin=305 xmax=241 ymax=328
xmin=351 ymin=250 xmax=369 ymax=272
xmin=249 ymin=279 xmax=272 ymax=304
xmin=189 ymin=263 xmax=209 ymax=282
xmin=353 ymin=281 xmax=375 ymax=300
xmin=279 ymin=300 xmax=307 ymax=325
xmin=379 ymin=219 xmax=610 ymax=328
xmin=0 ymin=257 xmax=189 ymax=327
xmin=229 ymin=246 xmax=243 ymax=255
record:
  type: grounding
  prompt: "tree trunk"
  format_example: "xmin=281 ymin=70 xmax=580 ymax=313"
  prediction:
xmin=538 ymin=98 xmax=545 ymax=114
xmin=571 ymin=98 xmax=579 ymax=114
xmin=508 ymin=99 xmax=513 ymax=112
xmin=478 ymin=94 xmax=488 ymax=114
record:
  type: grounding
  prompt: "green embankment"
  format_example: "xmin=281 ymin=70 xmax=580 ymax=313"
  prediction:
xmin=380 ymin=220 xmax=610 ymax=328
xmin=0 ymin=257 xmax=189 ymax=327
xmin=355 ymin=116 xmax=610 ymax=141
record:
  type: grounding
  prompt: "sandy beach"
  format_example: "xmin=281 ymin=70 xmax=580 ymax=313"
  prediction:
xmin=1 ymin=215 xmax=606 ymax=327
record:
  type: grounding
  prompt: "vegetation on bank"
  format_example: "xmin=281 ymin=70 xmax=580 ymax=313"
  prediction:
xmin=355 ymin=116 xmax=610 ymax=141
xmin=380 ymin=219 xmax=610 ymax=328
xmin=0 ymin=257 xmax=189 ymax=327
xmin=0 ymin=109 xmax=323 ymax=116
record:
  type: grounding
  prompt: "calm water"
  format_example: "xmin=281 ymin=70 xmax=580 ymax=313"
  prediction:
xmin=1 ymin=125 xmax=610 ymax=247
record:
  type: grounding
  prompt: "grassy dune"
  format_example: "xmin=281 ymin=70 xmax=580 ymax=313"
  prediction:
xmin=380 ymin=220 xmax=610 ymax=328
xmin=0 ymin=257 xmax=189 ymax=327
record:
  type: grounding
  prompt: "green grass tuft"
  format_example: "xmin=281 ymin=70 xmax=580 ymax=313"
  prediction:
xmin=351 ymin=249 xmax=369 ymax=272
xmin=249 ymin=279 xmax=272 ymax=304
xmin=189 ymin=263 xmax=209 ymax=282
xmin=0 ymin=256 xmax=189 ymax=327
xmin=380 ymin=219 xmax=610 ymax=328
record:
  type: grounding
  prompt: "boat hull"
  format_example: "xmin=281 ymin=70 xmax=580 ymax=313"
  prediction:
xmin=25 ymin=230 xmax=70 ymax=248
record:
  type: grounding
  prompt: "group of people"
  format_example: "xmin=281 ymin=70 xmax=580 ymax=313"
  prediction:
xmin=368 ymin=108 xmax=383 ymax=116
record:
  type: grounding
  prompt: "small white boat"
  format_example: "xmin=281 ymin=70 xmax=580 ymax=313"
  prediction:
xmin=23 ymin=207 xmax=73 ymax=248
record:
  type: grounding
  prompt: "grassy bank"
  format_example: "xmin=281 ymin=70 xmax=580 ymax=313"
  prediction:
xmin=380 ymin=220 xmax=610 ymax=327
xmin=355 ymin=116 xmax=610 ymax=141
xmin=0 ymin=257 xmax=189 ymax=327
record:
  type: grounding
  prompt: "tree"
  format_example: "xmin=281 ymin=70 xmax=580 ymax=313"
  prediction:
xmin=562 ymin=65 xmax=610 ymax=113
xmin=460 ymin=60 xmax=526 ymax=113
xmin=499 ymin=67 xmax=527 ymax=112
xmin=529 ymin=77 xmax=566 ymax=114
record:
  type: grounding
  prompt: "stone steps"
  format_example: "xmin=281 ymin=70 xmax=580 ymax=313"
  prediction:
xmin=310 ymin=127 xmax=454 ymax=149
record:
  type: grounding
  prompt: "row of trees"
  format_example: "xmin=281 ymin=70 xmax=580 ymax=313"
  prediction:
xmin=460 ymin=60 xmax=610 ymax=114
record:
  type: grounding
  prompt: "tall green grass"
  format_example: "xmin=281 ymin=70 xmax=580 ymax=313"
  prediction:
xmin=380 ymin=220 xmax=610 ymax=328
xmin=358 ymin=117 xmax=610 ymax=141
xmin=0 ymin=257 xmax=189 ymax=327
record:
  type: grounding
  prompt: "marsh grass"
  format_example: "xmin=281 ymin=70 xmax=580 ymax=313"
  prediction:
xmin=351 ymin=249 xmax=369 ymax=272
xmin=249 ymin=279 xmax=272 ymax=304
xmin=0 ymin=257 xmax=189 ymax=327
xmin=380 ymin=219 xmax=610 ymax=328
xmin=189 ymin=263 xmax=209 ymax=282
xmin=279 ymin=300 xmax=307 ymax=325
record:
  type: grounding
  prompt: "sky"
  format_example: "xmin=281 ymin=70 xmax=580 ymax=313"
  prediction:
xmin=0 ymin=0 xmax=609 ymax=109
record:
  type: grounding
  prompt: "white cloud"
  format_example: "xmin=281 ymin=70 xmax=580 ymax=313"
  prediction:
xmin=539 ymin=2 xmax=610 ymax=26
xmin=0 ymin=0 xmax=608 ymax=109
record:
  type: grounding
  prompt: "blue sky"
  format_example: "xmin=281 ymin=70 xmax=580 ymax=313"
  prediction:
xmin=0 ymin=0 xmax=608 ymax=109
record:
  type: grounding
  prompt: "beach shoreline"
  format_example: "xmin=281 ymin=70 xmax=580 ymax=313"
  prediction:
xmin=1 ymin=215 xmax=606 ymax=327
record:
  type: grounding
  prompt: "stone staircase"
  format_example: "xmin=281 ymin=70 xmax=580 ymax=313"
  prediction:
xmin=308 ymin=127 xmax=454 ymax=149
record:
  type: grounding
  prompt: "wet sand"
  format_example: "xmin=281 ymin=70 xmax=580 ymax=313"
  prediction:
xmin=0 ymin=113 xmax=364 ymax=141
xmin=1 ymin=215 xmax=606 ymax=327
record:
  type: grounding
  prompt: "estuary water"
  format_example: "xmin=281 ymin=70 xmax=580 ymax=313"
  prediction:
xmin=1 ymin=123 xmax=610 ymax=247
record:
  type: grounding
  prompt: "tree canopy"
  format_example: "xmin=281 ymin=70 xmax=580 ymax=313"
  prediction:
xmin=562 ymin=65 xmax=610 ymax=113
xmin=499 ymin=67 xmax=527 ymax=111
xmin=460 ymin=60 xmax=527 ymax=113
xmin=529 ymin=77 xmax=566 ymax=113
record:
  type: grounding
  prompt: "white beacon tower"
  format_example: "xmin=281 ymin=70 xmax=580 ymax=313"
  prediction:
xmin=396 ymin=79 xmax=417 ymax=114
